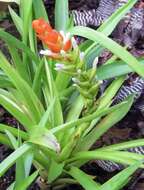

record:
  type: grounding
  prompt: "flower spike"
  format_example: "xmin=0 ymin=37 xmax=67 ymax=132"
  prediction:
xmin=32 ymin=18 xmax=72 ymax=53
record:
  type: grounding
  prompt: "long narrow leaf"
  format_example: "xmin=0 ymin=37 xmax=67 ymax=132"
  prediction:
xmin=77 ymin=95 xmax=133 ymax=151
xmin=0 ymin=89 xmax=35 ymax=128
xmin=9 ymin=6 xmax=22 ymax=35
xmin=85 ymin=0 xmax=137 ymax=61
xmin=69 ymin=167 xmax=100 ymax=190
xmin=0 ymin=52 xmax=44 ymax=123
xmin=67 ymin=150 xmax=144 ymax=167
xmin=51 ymin=101 xmax=129 ymax=133
xmin=0 ymin=143 xmax=31 ymax=177
xmin=70 ymin=27 xmax=144 ymax=77
xmin=98 ymin=139 xmax=144 ymax=152
xmin=15 ymin=171 xmax=38 ymax=190
xmin=0 ymin=30 xmax=40 ymax=65
xmin=55 ymin=0 xmax=69 ymax=31
xmin=99 ymin=161 xmax=142 ymax=190
xmin=33 ymin=0 xmax=48 ymax=21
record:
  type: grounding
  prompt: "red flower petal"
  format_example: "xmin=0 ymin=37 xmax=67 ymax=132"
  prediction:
xmin=32 ymin=18 xmax=52 ymax=35
xmin=45 ymin=42 xmax=62 ymax=53
xmin=44 ymin=30 xmax=59 ymax=43
xmin=63 ymin=40 xmax=72 ymax=51
xmin=33 ymin=18 xmax=72 ymax=54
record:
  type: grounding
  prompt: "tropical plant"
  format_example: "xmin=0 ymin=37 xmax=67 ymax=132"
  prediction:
xmin=0 ymin=0 xmax=144 ymax=189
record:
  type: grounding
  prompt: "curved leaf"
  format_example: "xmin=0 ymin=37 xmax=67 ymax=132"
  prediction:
xmin=70 ymin=26 xmax=144 ymax=77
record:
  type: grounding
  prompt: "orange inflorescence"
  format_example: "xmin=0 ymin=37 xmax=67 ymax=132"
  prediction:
xmin=32 ymin=18 xmax=72 ymax=53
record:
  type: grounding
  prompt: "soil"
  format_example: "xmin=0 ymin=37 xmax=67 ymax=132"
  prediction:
xmin=1 ymin=0 xmax=144 ymax=189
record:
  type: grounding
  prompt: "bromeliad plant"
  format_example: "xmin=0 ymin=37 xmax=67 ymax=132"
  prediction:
xmin=0 ymin=0 xmax=144 ymax=189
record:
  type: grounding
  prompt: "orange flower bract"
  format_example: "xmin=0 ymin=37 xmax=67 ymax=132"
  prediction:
xmin=32 ymin=18 xmax=71 ymax=53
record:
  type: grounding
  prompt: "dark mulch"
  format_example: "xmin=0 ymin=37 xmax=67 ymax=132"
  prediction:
xmin=45 ymin=0 xmax=99 ymax=25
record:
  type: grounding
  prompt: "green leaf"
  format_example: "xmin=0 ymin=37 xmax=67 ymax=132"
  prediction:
xmin=97 ymin=76 xmax=125 ymax=110
xmin=99 ymin=0 xmax=137 ymax=35
xmin=14 ymin=171 xmax=38 ymax=190
xmin=0 ymin=124 xmax=28 ymax=140
xmin=0 ymin=52 xmax=44 ymax=124
xmin=99 ymin=161 xmax=142 ymax=190
xmin=5 ymin=130 xmax=18 ymax=149
xmin=66 ymin=95 xmax=84 ymax=122
xmin=55 ymin=0 xmax=69 ymax=31
xmin=85 ymin=0 xmax=137 ymax=61
xmin=0 ymin=89 xmax=34 ymax=128
xmin=51 ymin=101 xmax=127 ymax=134
xmin=15 ymin=151 xmax=33 ymax=189
xmin=99 ymin=139 xmax=144 ymax=152
xmin=70 ymin=26 xmax=144 ymax=77
xmin=8 ymin=44 xmax=30 ymax=82
xmin=29 ymin=127 xmax=60 ymax=152
xmin=15 ymin=156 xmax=25 ymax=189
xmin=20 ymin=0 xmax=32 ymax=44
xmin=68 ymin=150 xmax=144 ymax=166
xmin=9 ymin=6 xmax=22 ymax=35
xmin=44 ymin=59 xmax=63 ymax=127
xmin=33 ymin=0 xmax=48 ymax=21
xmin=61 ymin=95 xmax=84 ymax=145
xmin=48 ymin=160 xmax=64 ymax=183
xmin=0 ymin=143 xmax=31 ymax=177
xmin=86 ymin=45 xmax=103 ymax=68
xmin=0 ymin=133 xmax=12 ymax=147
xmin=6 ymin=130 xmax=28 ymax=189
xmin=7 ymin=182 xmax=15 ymax=190
xmin=78 ymin=95 xmax=134 ymax=151
xmin=38 ymin=99 xmax=55 ymax=129
xmin=97 ymin=61 xmax=132 ymax=80
xmin=32 ymin=59 xmax=44 ymax=97
xmin=0 ymin=29 xmax=40 ymax=65
xmin=0 ymin=72 xmax=13 ymax=88
xmin=69 ymin=167 xmax=100 ymax=190
xmin=24 ymin=152 xmax=34 ymax=177
xmin=97 ymin=59 xmax=144 ymax=80
xmin=55 ymin=73 xmax=70 ymax=92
